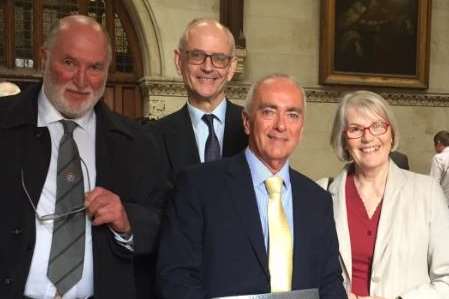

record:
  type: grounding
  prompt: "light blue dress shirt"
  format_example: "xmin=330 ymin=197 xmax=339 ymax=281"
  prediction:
xmin=244 ymin=148 xmax=294 ymax=251
xmin=187 ymin=98 xmax=227 ymax=162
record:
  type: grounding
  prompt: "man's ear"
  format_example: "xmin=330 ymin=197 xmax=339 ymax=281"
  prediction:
xmin=40 ymin=48 xmax=48 ymax=70
xmin=226 ymin=57 xmax=238 ymax=82
xmin=174 ymin=49 xmax=183 ymax=76
xmin=242 ymin=110 xmax=251 ymax=136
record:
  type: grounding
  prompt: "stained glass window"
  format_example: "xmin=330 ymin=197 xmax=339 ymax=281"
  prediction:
xmin=14 ymin=0 xmax=33 ymax=68
xmin=114 ymin=13 xmax=133 ymax=72
xmin=1 ymin=0 xmax=137 ymax=75
xmin=43 ymin=0 xmax=78 ymax=40
xmin=0 ymin=6 xmax=4 ymax=65
xmin=87 ymin=0 xmax=106 ymax=25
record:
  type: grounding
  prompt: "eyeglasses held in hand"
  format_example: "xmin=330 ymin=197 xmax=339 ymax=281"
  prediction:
xmin=345 ymin=121 xmax=390 ymax=139
xmin=183 ymin=49 xmax=233 ymax=68
xmin=21 ymin=159 xmax=91 ymax=222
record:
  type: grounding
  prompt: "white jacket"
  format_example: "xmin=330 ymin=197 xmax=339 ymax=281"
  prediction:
xmin=318 ymin=161 xmax=449 ymax=299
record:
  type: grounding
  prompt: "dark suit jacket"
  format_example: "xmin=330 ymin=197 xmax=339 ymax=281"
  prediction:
xmin=0 ymin=84 xmax=168 ymax=299
xmin=157 ymin=153 xmax=347 ymax=299
xmin=147 ymin=100 xmax=248 ymax=183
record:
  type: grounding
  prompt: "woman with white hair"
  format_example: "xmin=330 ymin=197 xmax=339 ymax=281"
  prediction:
xmin=318 ymin=90 xmax=449 ymax=299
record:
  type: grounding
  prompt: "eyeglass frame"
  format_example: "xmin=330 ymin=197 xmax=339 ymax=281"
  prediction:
xmin=21 ymin=158 xmax=91 ymax=222
xmin=344 ymin=121 xmax=390 ymax=139
xmin=182 ymin=49 xmax=234 ymax=68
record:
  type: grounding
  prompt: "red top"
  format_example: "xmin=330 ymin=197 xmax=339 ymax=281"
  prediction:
xmin=345 ymin=173 xmax=382 ymax=296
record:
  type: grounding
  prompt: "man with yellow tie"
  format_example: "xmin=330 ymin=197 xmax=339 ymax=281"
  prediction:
xmin=157 ymin=74 xmax=346 ymax=299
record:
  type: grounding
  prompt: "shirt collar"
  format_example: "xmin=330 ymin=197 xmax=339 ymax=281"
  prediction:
xmin=244 ymin=147 xmax=291 ymax=189
xmin=187 ymin=97 xmax=227 ymax=129
xmin=37 ymin=87 xmax=95 ymax=130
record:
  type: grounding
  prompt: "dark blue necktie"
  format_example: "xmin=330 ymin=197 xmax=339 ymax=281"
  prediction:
xmin=202 ymin=114 xmax=221 ymax=162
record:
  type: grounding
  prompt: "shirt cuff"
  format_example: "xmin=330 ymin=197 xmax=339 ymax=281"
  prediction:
xmin=109 ymin=226 xmax=134 ymax=252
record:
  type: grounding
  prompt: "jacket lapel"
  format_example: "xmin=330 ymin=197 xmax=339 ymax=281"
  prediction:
xmin=164 ymin=105 xmax=199 ymax=173
xmin=22 ymin=127 xmax=52 ymax=206
xmin=226 ymin=154 xmax=269 ymax=278
xmin=290 ymin=171 xmax=304 ymax=284
xmin=222 ymin=100 xmax=244 ymax=157
xmin=328 ymin=167 xmax=353 ymax=281
xmin=94 ymin=101 xmax=133 ymax=188
xmin=1 ymin=83 xmax=51 ymax=206
xmin=371 ymin=161 xmax=406 ymax=271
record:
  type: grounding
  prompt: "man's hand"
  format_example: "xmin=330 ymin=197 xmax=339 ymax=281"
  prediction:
xmin=85 ymin=187 xmax=131 ymax=234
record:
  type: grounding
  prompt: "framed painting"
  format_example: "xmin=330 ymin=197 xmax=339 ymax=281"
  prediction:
xmin=319 ymin=0 xmax=432 ymax=89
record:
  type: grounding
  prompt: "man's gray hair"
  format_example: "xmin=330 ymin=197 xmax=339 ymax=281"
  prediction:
xmin=244 ymin=73 xmax=307 ymax=114
xmin=43 ymin=15 xmax=112 ymax=64
xmin=178 ymin=18 xmax=235 ymax=55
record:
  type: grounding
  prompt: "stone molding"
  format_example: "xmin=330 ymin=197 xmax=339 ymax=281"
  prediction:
xmin=139 ymin=78 xmax=449 ymax=118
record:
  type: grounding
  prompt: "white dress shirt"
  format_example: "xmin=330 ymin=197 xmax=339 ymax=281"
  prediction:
xmin=430 ymin=146 xmax=449 ymax=200
xmin=187 ymin=98 xmax=226 ymax=162
xmin=24 ymin=89 xmax=96 ymax=298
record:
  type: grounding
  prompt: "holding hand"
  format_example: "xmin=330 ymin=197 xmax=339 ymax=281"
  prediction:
xmin=85 ymin=186 xmax=131 ymax=234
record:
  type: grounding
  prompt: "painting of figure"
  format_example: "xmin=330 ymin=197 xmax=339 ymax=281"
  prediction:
xmin=320 ymin=0 xmax=431 ymax=88
xmin=335 ymin=0 xmax=418 ymax=75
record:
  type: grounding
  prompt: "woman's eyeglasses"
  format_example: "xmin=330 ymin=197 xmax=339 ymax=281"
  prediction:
xmin=345 ymin=121 xmax=390 ymax=139
xmin=21 ymin=159 xmax=91 ymax=222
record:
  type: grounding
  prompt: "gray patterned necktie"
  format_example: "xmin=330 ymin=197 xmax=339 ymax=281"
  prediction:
xmin=47 ymin=120 xmax=85 ymax=296
xmin=202 ymin=114 xmax=221 ymax=162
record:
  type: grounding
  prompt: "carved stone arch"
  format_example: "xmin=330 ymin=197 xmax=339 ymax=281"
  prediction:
xmin=123 ymin=0 xmax=164 ymax=78
xmin=122 ymin=0 xmax=167 ymax=117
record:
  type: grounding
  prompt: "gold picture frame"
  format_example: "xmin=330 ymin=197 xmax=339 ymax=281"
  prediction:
xmin=319 ymin=0 xmax=432 ymax=89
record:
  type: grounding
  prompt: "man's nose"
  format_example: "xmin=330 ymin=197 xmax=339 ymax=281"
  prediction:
xmin=275 ymin=113 xmax=286 ymax=131
xmin=200 ymin=56 xmax=214 ymax=71
xmin=73 ymin=68 xmax=87 ymax=88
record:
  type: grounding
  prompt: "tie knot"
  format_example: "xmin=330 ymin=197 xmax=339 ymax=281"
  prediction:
xmin=265 ymin=176 xmax=283 ymax=196
xmin=61 ymin=120 xmax=78 ymax=135
xmin=202 ymin=114 xmax=216 ymax=128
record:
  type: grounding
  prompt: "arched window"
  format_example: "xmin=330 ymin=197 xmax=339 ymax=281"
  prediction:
xmin=0 ymin=0 xmax=144 ymax=118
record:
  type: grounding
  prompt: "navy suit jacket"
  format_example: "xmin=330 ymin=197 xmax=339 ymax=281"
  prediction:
xmin=0 ymin=83 xmax=168 ymax=299
xmin=147 ymin=100 xmax=248 ymax=183
xmin=157 ymin=153 xmax=347 ymax=299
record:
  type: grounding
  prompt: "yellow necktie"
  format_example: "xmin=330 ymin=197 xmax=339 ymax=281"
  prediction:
xmin=265 ymin=176 xmax=293 ymax=292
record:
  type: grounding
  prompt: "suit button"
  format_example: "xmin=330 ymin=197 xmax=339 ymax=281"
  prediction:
xmin=3 ymin=277 xmax=13 ymax=285
xmin=11 ymin=228 xmax=22 ymax=235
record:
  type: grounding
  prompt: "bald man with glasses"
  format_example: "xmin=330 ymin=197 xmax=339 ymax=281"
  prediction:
xmin=147 ymin=18 xmax=248 ymax=183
